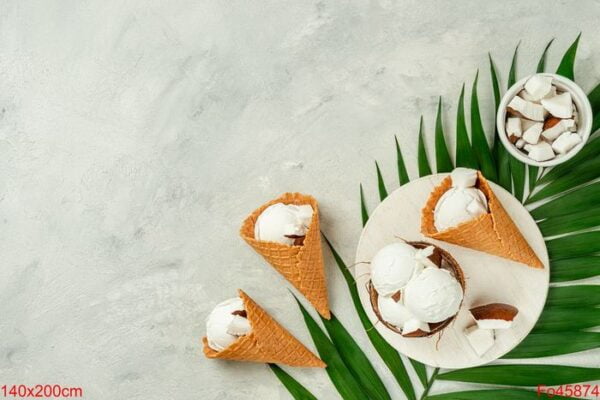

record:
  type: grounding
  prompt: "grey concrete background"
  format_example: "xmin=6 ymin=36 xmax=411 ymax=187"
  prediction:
xmin=1 ymin=1 xmax=599 ymax=399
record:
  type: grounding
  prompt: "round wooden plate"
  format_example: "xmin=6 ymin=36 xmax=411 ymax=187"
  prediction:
xmin=355 ymin=174 xmax=549 ymax=369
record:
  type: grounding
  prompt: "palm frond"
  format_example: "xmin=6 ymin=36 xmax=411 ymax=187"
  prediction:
xmin=435 ymin=97 xmax=453 ymax=173
xmin=556 ymin=33 xmax=581 ymax=80
xmin=470 ymin=71 xmax=497 ymax=180
xmin=418 ymin=116 xmax=433 ymax=177
xmin=455 ymin=84 xmax=478 ymax=169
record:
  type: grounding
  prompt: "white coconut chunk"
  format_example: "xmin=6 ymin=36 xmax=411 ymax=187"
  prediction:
xmin=544 ymin=85 xmax=557 ymax=99
xmin=522 ymin=122 xmax=543 ymax=144
xmin=518 ymin=89 xmax=538 ymax=103
xmin=508 ymin=96 xmax=546 ymax=121
xmin=552 ymin=132 xmax=582 ymax=154
xmin=465 ymin=325 xmax=495 ymax=357
xmin=402 ymin=318 xmax=430 ymax=335
xmin=521 ymin=119 xmax=538 ymax=131
xmin=506 ymin=117 xmax=522 ymax=137
xmin=524 ymin=75 xmax=553 ymax=101
xmin=516 ymin=139 xmax=525 ymax=149
xmin=524 ymin=144 xmax=532 ymax=152
xmin=541 ymin=119 xmax=576 ymax=141
xmin=475 ymin=319 xmax=514 ymax=329
xmin=541 ymin=92 xmax=573 ymax=118
xmin=527 ymin=141 xmax=555 ymax=161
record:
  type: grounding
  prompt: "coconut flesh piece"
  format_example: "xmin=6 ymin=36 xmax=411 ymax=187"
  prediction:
xmin=506 ymin=117 xmax=522 ymax=142
xmin=542 ymin=118 xmax=576 ymax=141
xmin=403 ymin=318 xmax=431 ymax=336
xmin=515 ymin=139 xmax=525 ymax=149
xmin=552 ymin=131 xmax=582 ymax=154
xmin=470 ymin=303 xmax=519 ymax=330
xmin=524 ymin=75 xmax=553 ymax=101
xmin=541 ymin=92 xmax=573 ymax=119
xmin=525 ymin=141 xmax=555 ymax=162
xmin=521 ymin=122 xmax=543 ymax=144
xmin=465 ymin=325 xmax=495 ymax=356
xmin=507 ymin=96 xmax=546 ymax=121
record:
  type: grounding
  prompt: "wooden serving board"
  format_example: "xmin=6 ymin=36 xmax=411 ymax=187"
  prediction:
xmin=354 ymin=174 xmax=549 ymax=369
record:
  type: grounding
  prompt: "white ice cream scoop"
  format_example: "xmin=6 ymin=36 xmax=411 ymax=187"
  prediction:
xmin=206 ymin=297 xmax=252 ymax=351
xmin=403 ymin=267 xmax=463 ymax=323
xmin=377 ymin=295 xmax=413 ymax=328
xmin=254 ymin=203 xmax=314 ymax=245
xmin=434 ymin=168 xmax=488 ymax=231
xmin=370 ymin=242 xmax=418 ymax=296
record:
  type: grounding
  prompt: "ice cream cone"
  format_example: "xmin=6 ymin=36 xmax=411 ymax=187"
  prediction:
xmin=203 ymin=290 xmax=325 ymax=368
xmin=421 ymin=172 xmax=544 ymax=269
xmin=240 ymin=193 xmax=331 ymax=319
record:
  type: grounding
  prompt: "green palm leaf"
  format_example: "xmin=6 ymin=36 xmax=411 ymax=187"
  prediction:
xmin=556 ymin=33 xmax=581 ymax=80
xmin=375 ymin=161 xmax=388 ymax=201
xmin=504 ymin=331 xmax=600 ymax=358
xmin=428 ymin=389 xmax=571 ymax=400
xmin=418 ymin=116 xmax=432 ymax=177
xmin=527 ymin=156 xmax=600 ymax=203
xmin=546 ymin=231 xmax=600 ymax=260
xmin=537 ymin=136 xmax=600 ymax=185
xmin=532 ymin=306 xmax=600 ymax=332
xmin=537 ymin=207 xmax=600 ymax=237
xmin=489 ymin=54 xmax=512 ymax=190
xmin=269 ymin=364 xmax=317 ymax=400
xmin=395 ymin=136 xmax=410 ymax=185
xmin=470 ymin=71 xmax=497 ymax=180
xmin=546 ymin=285 xmax=600 ymax=307
xmin=588 ymin=81 xmax=600 ymax=115
xmin=528 ymin=166 xmax=538 ymax=194
xmin=410 ymin=359 xmax=428 ymax=387
xmin=536 ymin=38 xmax=554 ymax=73
xmin=293 ymin=296 xmax=369 ymax=400
xmin=437 ymin=365 xmax=600 ymax=386
xmin=434 ymin=97 xmax=453 ymax=173
xmin=507 ymin=44 xmax=527 ymax=200
xmin=321 ymin=313 xmax=391 ymax=400
xmin=322 ymin=235 xmax=417 ymax=400
xmin=530 ymin=182 xmax=600 ymax=220
xmin=550 ymin=256 xmax=600 ymax=283
xmin=359 ymin=184 xmax=369 ymax=226
xmin=455 ymin=84 xmax=478 ymax=169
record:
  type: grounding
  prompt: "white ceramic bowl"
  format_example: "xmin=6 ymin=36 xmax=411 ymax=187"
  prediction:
xmin=496 ymin=73 xmax=592 ymax=167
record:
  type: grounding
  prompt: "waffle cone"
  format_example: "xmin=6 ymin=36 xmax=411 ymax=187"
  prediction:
xmin=203 ymin=290 xmax=325 ymax=368
xmin=240 ymin=193 xmax=330 ymax=319
xmin=421 ymin=172 xmax=543 ymax=269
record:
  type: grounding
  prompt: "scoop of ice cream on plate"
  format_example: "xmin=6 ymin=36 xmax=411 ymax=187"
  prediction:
xmin=240 ymin=193 xmax=330 ymax=319
xmin=203 ymin=290 xmax=325 ymax=367
xmin=368 ymin=240 xmax=465 ymax=337
xmin=421 ymin=168 xmax=544 ymax=269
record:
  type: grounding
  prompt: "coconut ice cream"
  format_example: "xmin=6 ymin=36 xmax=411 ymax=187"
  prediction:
xmin=206 ymin=297 xmax=252 ymax=351
xmin=369 ymin=241 xmax=464 ymax=336
xmin=433 ymin=168 xmax=488 ymax=232
xmin=254 ymin=203 xmax=313 ymax=245
xmin=403 ymin=267 xmax=463 ymax=323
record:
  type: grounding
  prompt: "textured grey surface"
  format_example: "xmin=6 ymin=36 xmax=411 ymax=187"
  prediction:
xmin=1 ymin=1 xmax=599 ymax=399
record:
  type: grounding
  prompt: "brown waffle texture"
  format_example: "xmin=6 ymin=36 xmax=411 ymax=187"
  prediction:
xmin=421 ymin=172 xmax=544 ymax=269
xmin=240 ymin=193 xmax=331 ymax=319
xmin=203 ymin=290 xmax=325 ymax=368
